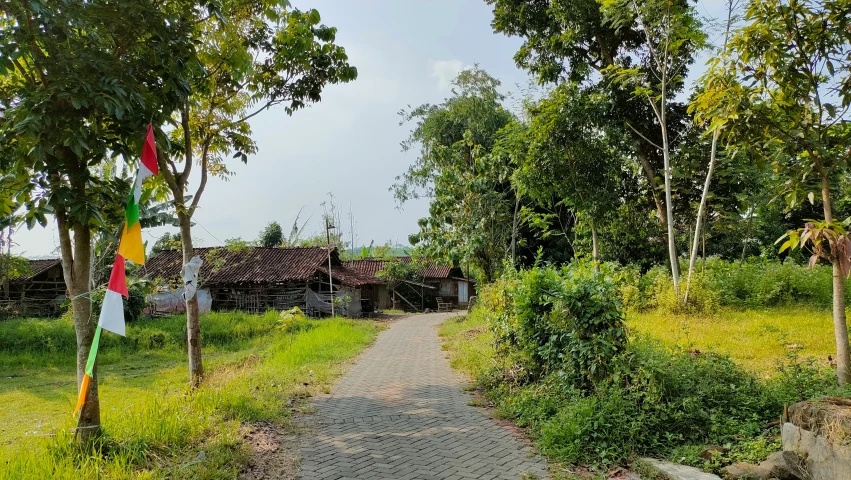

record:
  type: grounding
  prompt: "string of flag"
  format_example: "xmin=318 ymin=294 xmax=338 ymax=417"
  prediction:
xmin=75 ymin=124 xmax=159 ymax=415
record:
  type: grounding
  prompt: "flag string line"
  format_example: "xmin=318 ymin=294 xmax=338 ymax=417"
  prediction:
xmin=75 ymin=124 xmax=159 ymax=418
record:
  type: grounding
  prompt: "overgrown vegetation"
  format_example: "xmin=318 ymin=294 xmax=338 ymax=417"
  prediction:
xmin=440 ymin=263 xmax=850 ymax=471
xmin=0 ymin=311 xmax=379 ymax=478
xmin=610 ymin=257 xmax=848 ymax=314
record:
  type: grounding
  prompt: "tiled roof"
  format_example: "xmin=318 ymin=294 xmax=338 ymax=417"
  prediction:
xmin=316 ymin=265 xmax=375 ymax=287
xmin=11 ymin=259 xmax=62 ymax=283
xmin=144 ymin=246 xmax=363 ymax=285
xmin=343 ymin=257 xmax=459 ymax=281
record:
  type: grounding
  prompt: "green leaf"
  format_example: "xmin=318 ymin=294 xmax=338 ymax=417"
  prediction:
xmin=308 ymin=9 xmax=321 ymax=24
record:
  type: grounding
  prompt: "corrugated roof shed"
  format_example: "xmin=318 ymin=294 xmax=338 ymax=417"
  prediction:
xmin=343 ymin=257 xmax=459 ymax=281
xmin=145 ymin=246 xmax=353 ymax=285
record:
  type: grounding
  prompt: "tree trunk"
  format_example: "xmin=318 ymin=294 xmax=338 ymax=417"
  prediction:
xmin=821 ymin=173 xmax=850 ymax=385
xmin=511 ymin=193 xmax=520 ymax=265
xmin=637 ymin=150 xmax=679 ymax=274
xmin=685 ymin=130 xmax=719 ymax=303
xmin=178 ymin=210 xmax=203 ymax=387
xmin=591 ymin=221 xmax=599 ymax=263
xmin=831 ymin=261 xmax=850 ymax=385
xmin=659 ymin=100 xmax=680 ymax=296
xmin=57 ymin=213 xmax=100 ymax=443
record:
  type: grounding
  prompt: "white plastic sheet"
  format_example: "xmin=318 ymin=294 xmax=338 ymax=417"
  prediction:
xmin=305 ymin=287 xmax=361 ymax=318
xmin=181 ymin=256 xmax=203 ymax=300
xmin=147 ymin=288 xmax=212 ymax=315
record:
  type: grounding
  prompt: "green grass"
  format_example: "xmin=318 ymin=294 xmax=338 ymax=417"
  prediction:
xmin=439 ymin=313 xmax=495 ymax=378
xmin=0 ymin=311 xmax=380 ymax=479
xmin=627 ymin=306 xmax=842 ymax=376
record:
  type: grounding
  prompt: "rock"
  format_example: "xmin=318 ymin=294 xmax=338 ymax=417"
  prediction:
xmin=760 ymin=451 xmax=802 ymax=480
xmin=699 ymin=445 xmax=729 ymax=460
xmin=783 ymin=397 xmax=851 ymax=480
xmin=639 ymin=458 xmax=722 ymax=480
xmin=720 ymin=452 xmax=804 ymax=480
xmin=777 ymin=451 xmax=807 ymax=480
xmin=720 ymin=462 xmax=762 ymax=479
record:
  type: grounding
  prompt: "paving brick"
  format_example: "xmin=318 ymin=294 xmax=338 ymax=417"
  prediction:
xmin=298 ymin=313 xmax=549 ymax=479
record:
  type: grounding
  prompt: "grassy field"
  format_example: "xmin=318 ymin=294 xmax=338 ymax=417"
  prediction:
xmin=0 ymin=311 xmax=380 ymax=479
xmin=627 ymin=306 xmax=841 ymax=376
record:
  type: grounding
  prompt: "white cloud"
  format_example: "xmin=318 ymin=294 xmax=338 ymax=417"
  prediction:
xmin=431 ymin=59 xmax=468 ymax=92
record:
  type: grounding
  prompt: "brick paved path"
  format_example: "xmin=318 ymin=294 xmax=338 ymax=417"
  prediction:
xmin=298 ymin=312 xmax=549 ymax=480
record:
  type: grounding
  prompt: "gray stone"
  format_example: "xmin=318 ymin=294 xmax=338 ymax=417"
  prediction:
xmin=639 ymin=458 xmax=722 ymax=480
xmin=720 ymin=462 xmax=763 ymax=479
xmin=720 ymin=451 xmax=804 ymax=480
xmin=782 ymin=421 xmax=851 ymax=480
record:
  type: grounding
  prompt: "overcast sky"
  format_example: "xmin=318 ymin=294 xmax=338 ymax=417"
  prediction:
xmin=11 ymin=0 xmax=731 ymax=258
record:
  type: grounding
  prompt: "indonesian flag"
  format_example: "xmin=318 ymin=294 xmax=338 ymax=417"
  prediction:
xmin=117 ymin=124 xmax=158 ymax=265
xmin=99 ymin=255 xmax=129 ymax=336
xmin=76 ymin=125 xmax=158 ymax=415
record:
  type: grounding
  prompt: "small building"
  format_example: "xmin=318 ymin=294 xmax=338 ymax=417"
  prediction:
xmin=344 ymin=258 xmax=474 ymax=311
xmin=144 ymin=246 xmax=373 ymax=317
xmin=1 ymin=259 xmax=66 ymax=317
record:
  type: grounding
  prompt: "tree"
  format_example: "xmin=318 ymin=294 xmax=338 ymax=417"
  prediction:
xmin=486 ymin=0 xmax=699 ymax=279
xmin=257 ymin=221 xmax=284 ymax=247
xmin=703 ymin=0 xmax=851 ymax=384
xmin=601 ymin=0 xmax=706 ymax=295
xmin=157 ymin=1 xmax=357 ymax=387
xmin=683 ymin=0 xmax=741 ymax=303
xmin=0 ymin=0 xmax=198 ymax=441
xmin=152 ymin=233 xmax=183 ymax=255
xmin=516 ymin=83 xmax=621 ymax=263
xmin=395 ymin=67 xmax=518 ymax=281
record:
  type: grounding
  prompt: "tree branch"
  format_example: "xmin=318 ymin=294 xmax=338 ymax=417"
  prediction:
xmin=626 ymin=121 xmax=662 ymax=150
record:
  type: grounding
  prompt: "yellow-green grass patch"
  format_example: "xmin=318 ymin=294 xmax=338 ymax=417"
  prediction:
xmin=628 ymin=306 xmax=843 ymax=376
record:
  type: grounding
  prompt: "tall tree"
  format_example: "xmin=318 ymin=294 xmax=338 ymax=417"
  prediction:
xmin=601 ymin=0 xmax=706 ymax=295
xmin=516 ymin=83 xmax=621 ymax=262
xmin=704 ymin=0 xmax=851 ymax=384
xmin=486 ymin=0 xmax=699 ymax=278
xmin=158 ymin=0 xmax=357 ymax=386
xmin=0 ymin=0 xmax=197 ymax=441
xmin=683 ymin=0 xmax=740 ymax=303
xmin=395 ymin=68 xmax=517 ymax=281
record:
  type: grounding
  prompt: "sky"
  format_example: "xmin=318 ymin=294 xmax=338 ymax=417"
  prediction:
xmin=11 ymin=0 xmax=732 ymax=259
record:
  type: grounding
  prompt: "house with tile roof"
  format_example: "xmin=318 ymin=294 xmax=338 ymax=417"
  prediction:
xmin=2 ymin=258 xmax=66 ymax=317
xmin=343 ymin=257 xmax=474 ymax=311
xmin=144 ymin=246 xmax=373 ymax=316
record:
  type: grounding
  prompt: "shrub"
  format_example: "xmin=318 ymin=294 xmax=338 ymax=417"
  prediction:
xmin=506 ymin=263 xmax=627 ymax=386
xmin=633 ymin=258 xmax=845 ymax=312
xmin=649 ymin=270 xmax=720 ymax=314
xmin=453 ymin=259 xmax=851 ymax=469
xmin=482 ymin=338 xmax=783 ymax=466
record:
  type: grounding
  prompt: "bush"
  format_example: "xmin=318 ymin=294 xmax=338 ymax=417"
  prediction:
xmin=487 ymin=337 xmax=779 ymax=465
xmin=501 ymin=263 xmax=627 ymax=386
xmin=0 ymin=311 xmax=281 ymax=356
xmin=455 ymin=261 xmax=851 ymax=469
xmin=635 ymin=258 xmax=844 ymax=312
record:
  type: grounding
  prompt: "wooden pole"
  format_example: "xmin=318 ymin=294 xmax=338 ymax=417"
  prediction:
xmin=326 ymin=218 xmax=334 ymax=317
